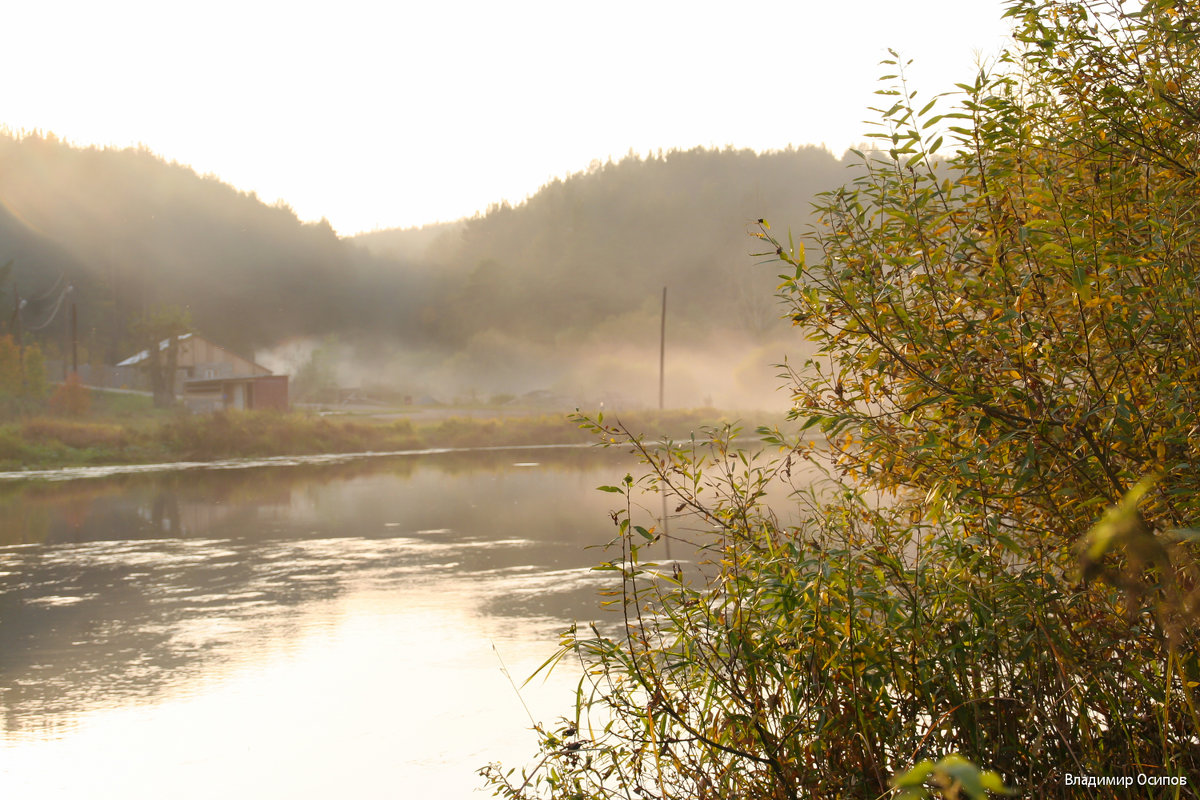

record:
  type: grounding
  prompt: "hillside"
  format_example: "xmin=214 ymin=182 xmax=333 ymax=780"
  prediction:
xmin=351 ymin=147 xmax=848 ymax=406
xmin=0 ymin=132 xmax=393 ymax=362
xmin=1 ymin=133 xmax=848 ymax=406
xmin=356 ymin=146 xmax=848 ymax=343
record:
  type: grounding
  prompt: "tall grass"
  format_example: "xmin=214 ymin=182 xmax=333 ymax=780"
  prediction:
xmin=0 ymin=408 xmax=754 ymax=470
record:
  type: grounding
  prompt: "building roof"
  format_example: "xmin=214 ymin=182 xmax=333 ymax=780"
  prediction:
xmin=116 ymin=333 xmax=271 ymax=375
xmin=116 ymin=333 xmax=195 ymax=367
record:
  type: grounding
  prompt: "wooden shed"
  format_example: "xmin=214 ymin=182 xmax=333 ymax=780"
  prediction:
xmin=183 ymin=374 xmax=289 ymax=412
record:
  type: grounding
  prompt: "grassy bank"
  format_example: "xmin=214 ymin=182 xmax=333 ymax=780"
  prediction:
xmin=0 ymin=407 xmax=763 ymax=471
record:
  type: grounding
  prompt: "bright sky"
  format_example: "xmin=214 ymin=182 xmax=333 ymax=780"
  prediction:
xmin=6 ymin=0 xmax=1013 ymax=236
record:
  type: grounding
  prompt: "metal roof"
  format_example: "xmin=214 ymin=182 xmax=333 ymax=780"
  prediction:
xmin=115 ymin=333 xmax=194 ymax=367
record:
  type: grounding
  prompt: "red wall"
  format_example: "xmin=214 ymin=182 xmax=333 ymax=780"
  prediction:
xmin=251 ymin=376 xmax=289 ymax=411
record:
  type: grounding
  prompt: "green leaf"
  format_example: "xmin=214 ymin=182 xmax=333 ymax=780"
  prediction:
xmin=891 ymin=760 xmax=935 ymax=788
xmin=800 ymin=415 xmax=827 ymax=431
xmin=980 ymin=771 xmax=1012 ymax=794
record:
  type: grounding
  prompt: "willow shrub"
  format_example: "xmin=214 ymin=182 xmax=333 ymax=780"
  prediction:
xmin=482 ymin=2 xmax=1199 ymax=797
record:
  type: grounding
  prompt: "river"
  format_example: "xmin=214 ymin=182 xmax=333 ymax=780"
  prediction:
xmin=0 ymin=446 xmax=652 ymax=799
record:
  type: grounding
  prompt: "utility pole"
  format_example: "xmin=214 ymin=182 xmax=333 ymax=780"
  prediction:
xmin=659 ymin=286 xmax=670 ymax=554
xmin=659 ymin=287 xmax=667 ymax=410
xmin=71 ymin=301 xmax=78 ymax=375
xmin=63 ymin=299 xmax=70 ymax=380
xmin=14 ymin=287 xmax=23 ymax=387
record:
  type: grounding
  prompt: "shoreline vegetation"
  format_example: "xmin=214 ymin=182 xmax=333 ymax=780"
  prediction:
xmin=482 ymin=3 xmax=1200 ymax=798
xmin=0 ymin=404 xmax=776 ymax=472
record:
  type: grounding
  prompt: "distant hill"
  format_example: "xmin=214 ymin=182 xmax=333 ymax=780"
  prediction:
xmin=0 ymin=131 xmax=393 ymax=362
xmin=354 ymin=146 xmax=848 ymax=344
xmin=1 ymin=132 xmax=849 ymax=405
xmin=348 ymin=146 xmax=849 ymax=406
xmin=355 ymin=221 xmax=466 ymax=264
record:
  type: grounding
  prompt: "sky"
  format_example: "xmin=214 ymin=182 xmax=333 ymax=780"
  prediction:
xmin=5 ymin=0 xmax=1014 ymax=236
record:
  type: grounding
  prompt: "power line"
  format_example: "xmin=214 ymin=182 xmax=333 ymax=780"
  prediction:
xmin=25 ymin=282 xmax=73 ymax=331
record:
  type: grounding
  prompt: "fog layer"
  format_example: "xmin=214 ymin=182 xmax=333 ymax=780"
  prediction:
xmin=1 ymin=133 xmax=842 ymax=408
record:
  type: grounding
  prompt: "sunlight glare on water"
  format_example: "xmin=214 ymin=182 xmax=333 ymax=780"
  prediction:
xmin=2 ymin=585 xmax=572 ymax=799
xmin=0 ymin=449 xmax=641 ymax=799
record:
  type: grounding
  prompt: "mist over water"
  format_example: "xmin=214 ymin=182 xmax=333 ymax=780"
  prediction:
xmin=257 ymin=331 xmax=808 ymax=411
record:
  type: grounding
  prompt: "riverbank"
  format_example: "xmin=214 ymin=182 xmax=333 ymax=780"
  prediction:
xmin=0 ymin=407 xmax=774 ymax=471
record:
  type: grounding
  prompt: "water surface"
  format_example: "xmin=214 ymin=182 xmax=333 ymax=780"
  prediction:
xmin=0 ymin=447 xmax=642 ymax=799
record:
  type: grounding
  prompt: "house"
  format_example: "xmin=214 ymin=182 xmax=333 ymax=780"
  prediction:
xmin=116 ymin=333 xmax=289 ymax=412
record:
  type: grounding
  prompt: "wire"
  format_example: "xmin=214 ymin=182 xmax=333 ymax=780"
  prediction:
xmin=30 ymin=273 xmax=65 ymax=304
xmin=25 ymin=283 xmax=73 ymax=331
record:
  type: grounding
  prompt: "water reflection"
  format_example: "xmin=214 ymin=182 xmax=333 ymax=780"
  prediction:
xmin=0 ymin=448 xmax=644 ymax=798
xmin=0 ymin=447 xmax=625 ymax=546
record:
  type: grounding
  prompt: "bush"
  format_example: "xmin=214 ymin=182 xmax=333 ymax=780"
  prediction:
xmin=49 ymin=374 xmax=92 ymax=417
xmin=0 ymin=336 xmax=21 ymax=395
xmin=483 ymin=2 xmax=1200 ymax=797
xmin=0 ymin=426 xmax=30 ymax=462
xmin=0 ymin=337 xmax=49 ymax=412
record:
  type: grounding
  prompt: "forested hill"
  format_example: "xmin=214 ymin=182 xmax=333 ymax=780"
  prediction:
xmin=354 ymin=146 xmax=849 ymax=346
xmin=1 ymin=132 xmax=849 ymax=402
xmin=0 ymin=131 xmax=385 ymax=362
